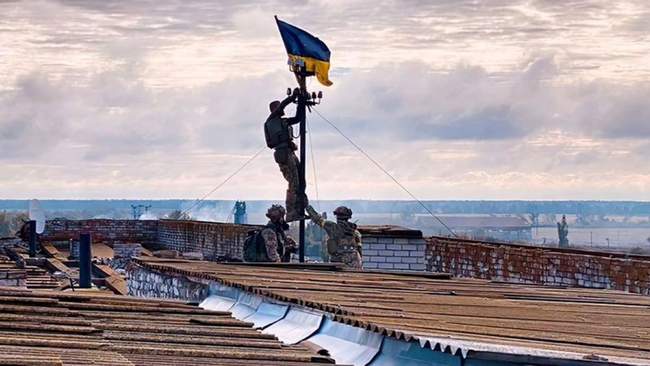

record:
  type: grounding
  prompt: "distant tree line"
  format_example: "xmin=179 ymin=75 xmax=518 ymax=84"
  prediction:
xmin=0 ymin=200 xmax=649 ymax=218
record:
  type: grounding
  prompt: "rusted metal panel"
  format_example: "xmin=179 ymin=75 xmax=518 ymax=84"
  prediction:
xmin=0 ymin=287 xmax=329 ymax=365
xmin=134 ymin=258 xmax=650 ymax=365
xmin=359 ymin=225 xmax=422 ymax=238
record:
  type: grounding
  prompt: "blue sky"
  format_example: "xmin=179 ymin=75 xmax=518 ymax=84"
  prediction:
xmin=0 ymin=0 xmax=649 ymax=200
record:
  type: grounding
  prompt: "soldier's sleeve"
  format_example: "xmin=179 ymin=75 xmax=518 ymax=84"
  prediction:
xmin=306 ymin=206 xmax=324 ymax=226
xmin=268 ymin=95 xmax=295 ymax=120
xmin=354 ymin=230 xmax=362 ymax=244
xmin=321 ymin=221 xmax=338 ymax=238
xmin=260 ymin=229 xmax=281 ymax=262
xmin=354 ymin=230 xmax=362 ymax=255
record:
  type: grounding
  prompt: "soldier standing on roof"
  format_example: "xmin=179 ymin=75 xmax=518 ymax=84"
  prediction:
xmin=264 ymin=88 xmax=308 ymax=222
xmin=259 ymin=204 xmax=296 ymax=262
xmin=306 ymin=205 xmax=362 ymax=269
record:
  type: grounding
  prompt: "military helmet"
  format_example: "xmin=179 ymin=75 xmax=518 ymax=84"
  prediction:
xmin=269 ymin=100 xmax=281 ymax=113
xmin=333 ymin=206 xmax=352 ymax=219
xmin=266 ymin=204 xmax=286 ymax=220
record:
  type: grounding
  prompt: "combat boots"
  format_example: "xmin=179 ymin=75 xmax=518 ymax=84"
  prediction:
xmin=285 ymin=189 xmax=309 ymax=222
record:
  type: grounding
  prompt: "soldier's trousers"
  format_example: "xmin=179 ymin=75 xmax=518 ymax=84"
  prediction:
xmin=331 ymin=251 xmax=363 ymax=270
xmin=275 ymin=148 xmax=306 ymax=220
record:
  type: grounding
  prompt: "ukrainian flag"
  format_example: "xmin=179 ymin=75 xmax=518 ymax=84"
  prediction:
xmin=275 ymin=17 xmax=332 ymax=86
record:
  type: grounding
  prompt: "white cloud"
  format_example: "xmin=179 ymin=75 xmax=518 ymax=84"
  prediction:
xmin=0 ymin=0 xmax=648 ymax=200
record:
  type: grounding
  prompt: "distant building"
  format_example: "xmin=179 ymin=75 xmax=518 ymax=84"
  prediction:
xmin=233 ymin=201 xmax=247 ymax=225
xmin=417 ymin=215 xmax=533 ymax=242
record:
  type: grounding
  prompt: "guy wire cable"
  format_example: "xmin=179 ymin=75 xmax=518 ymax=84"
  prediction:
xmin=306 ymin=119 xmax=321 ymax=211
xmin=312 ymin=108 xmax=457 ymax=237
xmin=181 ymin=146 xmax=265 ymax=216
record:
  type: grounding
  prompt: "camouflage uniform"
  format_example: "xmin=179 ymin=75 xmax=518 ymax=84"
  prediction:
xmin=276 ymin=147 xmax=302 ymax=221
xmin=265 ymin=90 xmax=307 ymax=222
xmin=259 ymin=205 xmax=295 ymax=262
xmin=306 ymin=205 xmax=362 ymax=269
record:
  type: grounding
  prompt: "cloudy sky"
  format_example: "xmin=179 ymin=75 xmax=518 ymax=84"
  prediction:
xmin=1 ymin=0 xmax=649 ymax=200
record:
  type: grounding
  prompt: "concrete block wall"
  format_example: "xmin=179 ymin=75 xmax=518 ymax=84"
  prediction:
xmin=127 ymin=262 xmax=208 ymax=302
xmin=428 ymin=236 xmax=650 ymax=294
xmin=360 ymin=226 xmax=426 ymax=271
xmin=41 ymin=219 xmax=158 ymax=245
xmin=111 ymin=243 xmax=143 ymax=269
xmin=113 ymin=243 xmax=142 ymax=258
xmin=157 ymin=220 xmax=261 ymax=261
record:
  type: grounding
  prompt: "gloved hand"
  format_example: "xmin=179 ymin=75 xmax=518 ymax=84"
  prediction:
xmin=286 ymin=237 xmax=297 ymax=251
xmin=306 ymin=205 xmax=318 ymax=219
xmin=291 ymin=87 xmax=301 ymax=100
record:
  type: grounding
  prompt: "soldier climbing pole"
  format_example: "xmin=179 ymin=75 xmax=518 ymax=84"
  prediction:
xmin=276 ymin=16 xmax=332 ymax=262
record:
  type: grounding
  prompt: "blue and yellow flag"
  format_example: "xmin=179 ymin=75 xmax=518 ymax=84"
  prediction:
xmin=275 ymin=17 xmax=332 ymax=86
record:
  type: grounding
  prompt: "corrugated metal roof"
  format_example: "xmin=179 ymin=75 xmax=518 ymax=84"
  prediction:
xmin=358 ymin=225 xmax=423 ymax=238
xmin=4 ymin=241 xmax=131 ymax=295
xmin=0 ymin=257 xmax=63 ymax=290
xmin=0 ymin=286 xmax=335 ymax=365
xmin=134 ymin=257 xmax=650 ymax=365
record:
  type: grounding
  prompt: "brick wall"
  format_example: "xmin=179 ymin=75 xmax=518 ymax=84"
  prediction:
xmin=39 ymin=220 xmax=428 ymax=270
xmin=428 ymin=236 xmax=650 ymax=294
xmin=157 ymin=220 xmax=262 ymax=261
xmin=42 ymin=219 xmax=158 ymax=245
xmin=361 ymin=226 xmax=426 ymax=271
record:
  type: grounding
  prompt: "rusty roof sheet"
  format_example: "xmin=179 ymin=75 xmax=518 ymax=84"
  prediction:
xmin=0 ymin=258 xmax=63 ymax=290
xmin=0 ymin=286 xmax=334 ymax=365
xmin=358 ymin=225 xmax=422 ymax=238
xmin=134 ymin=257 xmax=650 ymax=365
xmin=2 ymin=242 xmax=130 ymax=295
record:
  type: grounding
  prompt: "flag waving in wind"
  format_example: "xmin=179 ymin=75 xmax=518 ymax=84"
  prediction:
xmin=275 ymin=17 xmax=333 ymax=86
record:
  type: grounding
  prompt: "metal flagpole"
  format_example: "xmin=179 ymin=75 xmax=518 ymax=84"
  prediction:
xmin=276 ymin=16 xmax=329 ymax=263
xmin=296 ymin=69 xmax=307 ymax=263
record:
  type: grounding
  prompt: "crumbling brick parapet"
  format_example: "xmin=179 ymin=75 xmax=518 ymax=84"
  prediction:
xmin=427 ymin=236 xmax=650 ymax=295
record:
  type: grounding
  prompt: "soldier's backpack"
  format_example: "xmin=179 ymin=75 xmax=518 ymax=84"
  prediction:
xmin=243 ymin=230 xmax=270 ymax=262
xmin=264 ymin=117 xmax=290 ymax=149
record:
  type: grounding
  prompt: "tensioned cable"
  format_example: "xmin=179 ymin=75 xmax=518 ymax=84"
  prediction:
xmin=306 ymin=119 xmax=321 ymax=211
xmin=181 ymin=146 xmax=265 ymax=216
xmin=312 ymin=108 xmax=457 ymax=237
